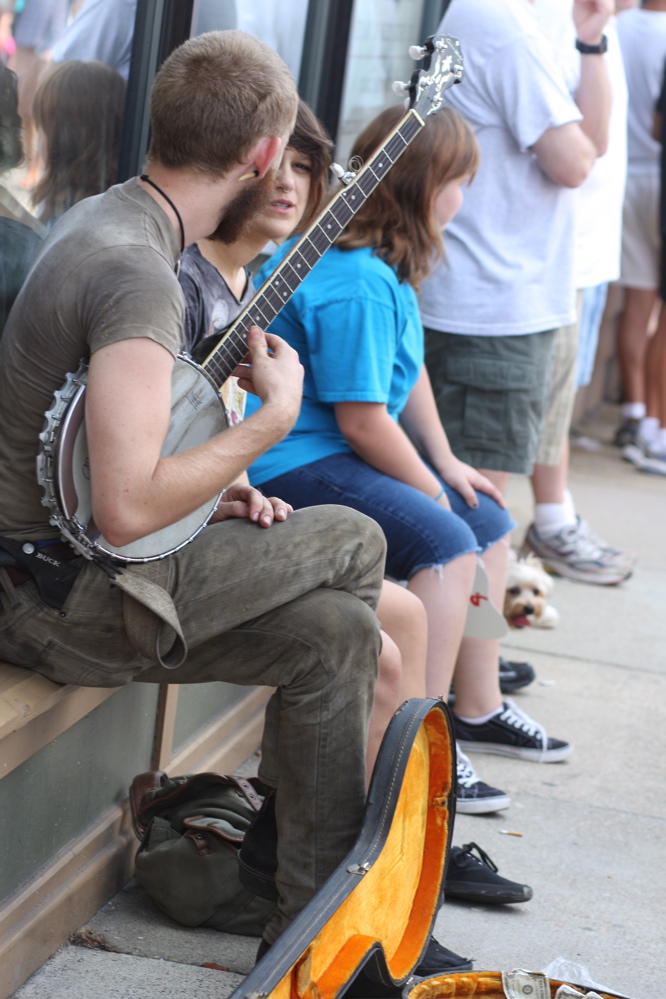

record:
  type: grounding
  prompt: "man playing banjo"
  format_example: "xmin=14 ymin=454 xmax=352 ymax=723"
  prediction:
xmin=0 ymin=31 xmax=387 ymax=951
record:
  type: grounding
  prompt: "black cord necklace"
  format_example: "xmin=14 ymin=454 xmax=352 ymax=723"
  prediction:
xmin=140 ymin=173 xmax=185 ymax=253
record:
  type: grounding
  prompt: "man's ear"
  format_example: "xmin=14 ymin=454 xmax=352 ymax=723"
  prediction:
xmin=242 ymin=135 xmax=283 ymax=180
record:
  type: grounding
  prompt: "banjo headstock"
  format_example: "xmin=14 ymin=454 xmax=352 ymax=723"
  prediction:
xmin=393 ymin=34 xmax=464 ymax=119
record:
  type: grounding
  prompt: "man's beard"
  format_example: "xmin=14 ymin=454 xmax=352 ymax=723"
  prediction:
xmin=207 ymin=167 xmax=275 ymax=244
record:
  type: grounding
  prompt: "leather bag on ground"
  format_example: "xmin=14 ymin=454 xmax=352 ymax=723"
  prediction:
xmin=130 ymin=770 xmax=276 ymax=936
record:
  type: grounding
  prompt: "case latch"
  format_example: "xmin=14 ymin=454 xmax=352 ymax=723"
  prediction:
xmin=347 ymin=862 xmax=372 ymax=875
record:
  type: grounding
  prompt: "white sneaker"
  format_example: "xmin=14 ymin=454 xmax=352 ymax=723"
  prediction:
xmin=639 ymin=446 xmax=666 ymax=477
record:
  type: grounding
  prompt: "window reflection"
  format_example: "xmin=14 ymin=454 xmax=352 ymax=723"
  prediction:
xmin=192 ymin=0 xmax=310 ymax=81
xmin=50 ymin=0 xmax=138 ymax=80
xmin=0 ymin=62 xmax=43 ymax=337
xmin=33 ymin=59 xmax=126 ymax=225
xmin=337 ymin=0 xmax=426 ymax=164
xmin=1 ymin=0 xmax=136 ymax=325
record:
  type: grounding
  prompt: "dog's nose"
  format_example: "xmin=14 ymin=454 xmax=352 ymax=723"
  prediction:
xmin=524 ymin=604 xmax=534 ymax=615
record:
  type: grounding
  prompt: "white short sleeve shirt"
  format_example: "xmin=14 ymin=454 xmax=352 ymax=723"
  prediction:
xmin=418 ymin=0 xmax=582 ymax=337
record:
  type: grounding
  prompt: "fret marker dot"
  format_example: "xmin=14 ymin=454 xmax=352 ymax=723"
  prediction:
xmin=351 ymin=195 xmax=356 ymax=200
xmin=283 ymin=292 xmax=287 ymax=298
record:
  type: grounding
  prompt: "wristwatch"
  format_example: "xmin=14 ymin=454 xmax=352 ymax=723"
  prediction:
xmin=575 ymin=35 xmax=608 ymax=55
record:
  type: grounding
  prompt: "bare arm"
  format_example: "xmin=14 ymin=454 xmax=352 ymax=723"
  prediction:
xmin=335 ymin=400 xmax=449 ymax=506
xmin=531 ymin=0 xmax=613 ymax=187
xmin=86 ymin=326 xmax=303 ymax=547
xmin=399 ymin=366 xmax=505 ymax=508
xmin=334 ymin=366 xmax=505 ymax=510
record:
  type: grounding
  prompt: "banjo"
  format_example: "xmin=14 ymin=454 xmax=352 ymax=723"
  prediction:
xmin=37 ymin=35 xmax=463 ymax=565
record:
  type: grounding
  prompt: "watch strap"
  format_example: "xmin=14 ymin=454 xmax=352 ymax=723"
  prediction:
xmin=575 ymin=35 xmax=608 ymax=55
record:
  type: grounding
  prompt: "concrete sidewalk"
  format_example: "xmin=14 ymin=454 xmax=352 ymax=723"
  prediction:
xmin=11 ymin=405 xmax=665 ymax=999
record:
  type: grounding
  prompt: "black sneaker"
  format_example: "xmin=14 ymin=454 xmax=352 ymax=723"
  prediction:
xmin=454 ymin=698 xmax=573 ymax=762
xmin=444 ymin=842 xmax=532 ymax=904
xmin=456 ymin=747 xmax=510 ymax=814
xmin=499 ymin=656 xmax=536 ymax=693
xmin=342 ymin=936 xmax=472 ymax=997
xmin=414 ymin=936 xmax=473 ymax=976
xmin=614 ymin=416 xmax=640 ymax=448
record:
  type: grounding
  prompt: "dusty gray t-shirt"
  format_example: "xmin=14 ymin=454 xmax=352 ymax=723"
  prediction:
xmin=0 ymin=178 xmax=182 ymax=537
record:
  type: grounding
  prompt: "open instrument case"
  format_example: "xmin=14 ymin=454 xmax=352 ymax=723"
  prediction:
xmin=229 ymin=698 xmax=632 ymax=999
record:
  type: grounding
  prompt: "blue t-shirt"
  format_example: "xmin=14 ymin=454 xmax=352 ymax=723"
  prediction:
xmin=247 ymin=242 xmax=423 ymax=485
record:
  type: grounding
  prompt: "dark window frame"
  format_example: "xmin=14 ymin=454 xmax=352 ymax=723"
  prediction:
xmin=116 ymin=0 xmax=451 ymax=184
xmin=117 ymin=0 xmax=194 ymax=182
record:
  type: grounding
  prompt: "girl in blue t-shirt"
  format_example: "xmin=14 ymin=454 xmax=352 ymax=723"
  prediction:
xmin=245 ymin=104 xmax=572 ymax=773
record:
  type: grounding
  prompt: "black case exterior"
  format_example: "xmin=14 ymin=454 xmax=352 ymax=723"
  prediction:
xmin=231 ymin=698 xmax=456 ymax=999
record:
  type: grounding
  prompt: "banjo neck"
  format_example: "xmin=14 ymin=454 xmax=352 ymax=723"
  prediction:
xmin=199 ymin=109 xmax=425 ymax=389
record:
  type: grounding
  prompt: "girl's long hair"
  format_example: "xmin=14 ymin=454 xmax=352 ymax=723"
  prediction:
xmin=0 ymin=65 xmax=23 ymax=173
xmin=32 ymin=60 xmax=126 ymax=223
xmin=288 ymin=99 xmax=334 ymax=233
xmin=336 ymin=104 xmax=479 ymax=289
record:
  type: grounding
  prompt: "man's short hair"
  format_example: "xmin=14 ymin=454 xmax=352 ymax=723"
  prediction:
xmin=147 ymin=30 xmax=298 ymax=177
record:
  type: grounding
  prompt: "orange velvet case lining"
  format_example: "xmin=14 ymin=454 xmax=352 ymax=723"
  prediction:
xmin=231 ymin=698 xmax=455 ymax=999
xmin=407 ymin=973 xmax=627 ymax=999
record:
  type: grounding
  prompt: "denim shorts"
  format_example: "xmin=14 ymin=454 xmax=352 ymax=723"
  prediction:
xmin=260 ymin=452 xmax=515 ymax=582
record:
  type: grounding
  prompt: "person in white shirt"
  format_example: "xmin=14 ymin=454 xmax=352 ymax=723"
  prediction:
xmin=613 ymin=1 xmax=666 ymax=463
xmin=518 ymin=0 xmax=636 ymax=584
xmin=420 ymin=0 xmax=634 ymax=585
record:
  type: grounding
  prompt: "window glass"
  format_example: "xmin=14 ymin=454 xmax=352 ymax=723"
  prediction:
xmin=191 ymin=0 xmax=310 ymax=82
xmin=1 ymin=0 xmax=136 ymax=334
xmin=336 ymin=0 xmax=426 ymax=164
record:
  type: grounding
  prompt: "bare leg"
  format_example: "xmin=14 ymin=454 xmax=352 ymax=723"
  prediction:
xmin=407 ymin=553 xmax=477 ymax=698
xmin=645 ymin=303 xmax=666 ymax=424
xmin=479 ymin=469 xmax=510 ymax=495
xmin=376 ymin=581 xmax=427 ymax=701
xmin=452 ymin=535 xmax=510 ymax=718
xmin=366 ymin=582 xmax=428 ymax=776
xmin=616 ymin=287 xmax=658 ymax=404
xmin=531 ymin=441 xmax=569 ymax=505
xmin=367 ymin=630 xmax=402 ymax=778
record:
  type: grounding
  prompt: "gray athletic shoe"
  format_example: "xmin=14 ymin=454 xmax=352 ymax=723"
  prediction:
xmin=639 ymin=448 xmax=666 ymax=477
xmin=622 ymin=440 xmax=648 ymax=467
xmin=521 ymin=517 xmax=636 ymax=585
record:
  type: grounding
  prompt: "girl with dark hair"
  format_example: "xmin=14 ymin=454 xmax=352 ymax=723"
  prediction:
xmin=245 ymin=104 xmax=572 ymax=786
xmin=32 ymin=59 xmax=126 ymax=224
xmin=179 ymin=99 xmax=333 ymax=359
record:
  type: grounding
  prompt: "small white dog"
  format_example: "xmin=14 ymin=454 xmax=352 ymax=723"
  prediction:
xmin=504 ymin=552 xmax=559 ymax=630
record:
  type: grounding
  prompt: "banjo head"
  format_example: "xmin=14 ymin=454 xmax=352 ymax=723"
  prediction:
xmin=41 ymin=356 xmax=228 ymax=562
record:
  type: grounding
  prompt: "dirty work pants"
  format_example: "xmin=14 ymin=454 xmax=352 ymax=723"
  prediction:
xmin=0 ymin=505 xmax=386 ymax=942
